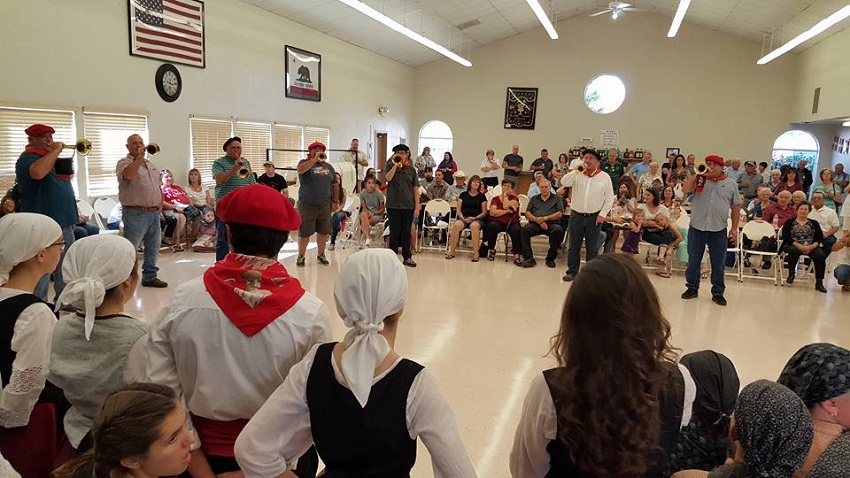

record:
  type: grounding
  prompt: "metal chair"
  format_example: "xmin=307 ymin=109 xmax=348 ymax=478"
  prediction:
xmin=418 ymin=199 xmax=452 ymax=253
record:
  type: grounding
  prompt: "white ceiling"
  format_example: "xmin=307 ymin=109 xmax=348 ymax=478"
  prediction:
xmin=242 ymin=0 xmax=850 ymax=67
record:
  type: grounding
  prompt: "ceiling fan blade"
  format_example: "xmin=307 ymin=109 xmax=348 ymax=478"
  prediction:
xmin=623 ymin=7 xmax=645 ymax=12
xmin=589 ymin=9 xmax=612 ymax=17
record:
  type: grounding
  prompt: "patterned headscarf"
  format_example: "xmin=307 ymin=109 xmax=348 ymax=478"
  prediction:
xmin=778 ymin=343 xmax=850 ymax=406
xmin=734 ymin=380 xmax=813 ymax=477
xmin=808 ymin=432 xmax=850 ymax=478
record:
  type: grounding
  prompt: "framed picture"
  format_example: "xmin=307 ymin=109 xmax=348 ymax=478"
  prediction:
xmin=504 ymin=87 xmax=538 ymax=130
xmin=129 ymin=0 xmax=206 ymax=68
xmin=285 ymin=45 xmax=321 ymax=101
xmin=665 ymin=147 xmax=680 ymax=158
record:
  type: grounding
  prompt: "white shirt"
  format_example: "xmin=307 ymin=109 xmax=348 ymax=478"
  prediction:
xmin=509 ymin=363 xmax=696 ymax=478
xmin=480 ymin=158 xmax=500 ymax=178
xmin=0 ymin=289 xmax=54 ymax=429
xmin=146 ymin=276 xmax=332 ymax=449
xmin=560 ymin=169 xmax=615 ymax=217
xmin=234 ymin=343 xmax=477 ymax=478
xmin=809 ymin=205 xmax=840 ymax=237
xmin=638 ymin=203 xmax=671 ymax=222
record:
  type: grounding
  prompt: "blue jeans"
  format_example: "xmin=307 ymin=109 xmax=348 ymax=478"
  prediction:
xmin=215 ymin=216 xmax=228 ymax=261
xmin=35 ymin=225 xmax=75 ymax=302
xmin=834 ymin=264 xmax=850 ymax=284
xmin=330 ymin=211 xmax=349 ymax=244
xmin=566 ymin=213 xmax=602 ymax=275
xmin=685 ymin=227 xmax=728 ymax=297
xmin=122 ymin=209 xmax=161 ymax=282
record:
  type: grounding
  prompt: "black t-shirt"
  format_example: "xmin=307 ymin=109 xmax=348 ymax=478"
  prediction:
xmin=459 ymin=191 xmax=487 ymax=219
xmin=257 ymin=173 xmax=288 ymax=192
xmin=530 ymin=157 xmax=553 ymax=177
xmin=386 ymin=163 xmax=418 ymax=210
xmin=503 ymin=154 xmax=523 ymax=177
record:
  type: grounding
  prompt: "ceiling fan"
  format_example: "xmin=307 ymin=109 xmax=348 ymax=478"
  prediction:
xmin=589 ymin=2 xmax=645 ymax=19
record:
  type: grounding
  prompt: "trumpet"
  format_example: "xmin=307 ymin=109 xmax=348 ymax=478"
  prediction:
xmin=316 ymin=152 xmax=327 ymax=162
xmin=574 ymin=163 xmax=586 ymax=174
xmin=146 ymin=143 xmax=161 ymax=156
xmin=694 ymin=160 xmax=708 ymax=175
xmin=390 ymin=153 xmax=404 ymax=166
xmin=62 ymin=139 xmax=92 ymax=156
xmin=237 ymin=160 xmax=251 ymax=179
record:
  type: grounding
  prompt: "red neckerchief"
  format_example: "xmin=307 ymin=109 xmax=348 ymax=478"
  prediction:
xmin=25 ymin=146 xmax=73 ymax=180
xmin=584 ymin=167 xmax=602 ymax=178
xmin=696 ymin=173 xmax=728 ymax=193
xmin=203 ymin=253 xmax=305 ymax=337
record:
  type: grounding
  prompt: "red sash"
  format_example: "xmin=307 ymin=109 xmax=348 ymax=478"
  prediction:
xmin=191 ymin=413 xmax=249 ymax=457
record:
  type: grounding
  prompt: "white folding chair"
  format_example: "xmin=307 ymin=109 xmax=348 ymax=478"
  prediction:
xmin=517 ymin=194 xmax=530 ymax=226
xmin=339 ymin=196 xmax=363 ymax=249
xmin=91 ymin=197 xmax=121 ymax=235
xmin=726 ymin=218 xmax=743 ymax=282
xmin=740 ymin=220 xmax=781 ymax=285
xmin=76 ymin=199 xmax=118 ymax=235
xmin=419 ymin=199 xmax=452 ymax=253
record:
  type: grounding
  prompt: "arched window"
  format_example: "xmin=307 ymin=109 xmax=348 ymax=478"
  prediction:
xmin=772 ymin=130 xmax=819 ymax=171
xmin=417 ymin=121 xmax=453 ymax=168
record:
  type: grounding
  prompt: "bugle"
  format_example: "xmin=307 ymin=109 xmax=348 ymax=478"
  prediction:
xmin=146 ymin=143 xmax=161 ymax=156
xmin=390 ymin=153 xmax=404 ymax=166
xmin=316 ymin=152 xmax=327 ymax=162
xmin=574 ymin=163 xmax=586 ymax=174
xmin=62 ymin=139 xmax=92 ymax=156
xmin=694 ymin=160 xmax=708 ymax=175
xmin=237 ymin=158 xmax=251 ymax=179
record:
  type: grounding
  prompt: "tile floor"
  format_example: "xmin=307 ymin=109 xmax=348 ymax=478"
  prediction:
xmin=125 ymin=241 xmax=850 ymax=478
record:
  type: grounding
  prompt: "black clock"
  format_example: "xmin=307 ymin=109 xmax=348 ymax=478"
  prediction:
xmin=155 ymin=63 xmax=182 ymax=102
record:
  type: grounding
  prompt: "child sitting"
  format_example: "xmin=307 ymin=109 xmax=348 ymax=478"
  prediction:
xmin=192 ymin=209 xmax=217 ymax=253
xmin=621 ymin=209 xmax=644 ymax=255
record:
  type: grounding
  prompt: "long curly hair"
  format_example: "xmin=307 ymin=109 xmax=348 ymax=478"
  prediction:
xmin=549 ymin=254 xmax=679 ymax=477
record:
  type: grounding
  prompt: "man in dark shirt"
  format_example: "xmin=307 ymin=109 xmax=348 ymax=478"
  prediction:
xmin=797 ymin=160 xmax=813 ymax=194
xmin=518 ymin=179 xmax=565 ymax=268
xmin=296 ymin=142 xmax=338 ymax=267
xmin=601 ymin=149 xmax=626 ymax=191
xmin=530 ymin=149 xmax=554 ymax=179
xmin=385 ymin=144 xmax=420 ymax=267
xmin=257 ymin=161 xmax=289 ymax=197
xmin=502 ymin=144 xmax=523 ymax=183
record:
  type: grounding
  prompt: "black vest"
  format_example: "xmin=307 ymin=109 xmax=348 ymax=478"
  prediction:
xmin=542 ymin=362 xmax=684 ymax=478
xmin=306 ymin=342 xmax=423 ymax=478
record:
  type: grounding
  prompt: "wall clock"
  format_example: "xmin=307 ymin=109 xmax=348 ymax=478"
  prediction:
xmin=155 ymin=63 xmax=182 ymax=102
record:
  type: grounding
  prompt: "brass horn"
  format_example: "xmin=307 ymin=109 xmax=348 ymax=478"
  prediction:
xmin=390 ymin=153 xmax=404 ymax=166
xmin=237 ymin=158 xmax=251 ymax=179
xmin=316 ymin=152 xmax=327 ymax=162
xmin=63 ymin=139 xmax=92 ymax=156
xmin=574 ymin=163 xmax=586 ymax=174
xmin=694 ymin=160 xmax=708 ymax=175
xmin=146 ymin=143 xmax=161 ymax=156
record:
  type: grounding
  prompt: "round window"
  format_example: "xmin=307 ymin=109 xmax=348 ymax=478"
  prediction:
xmin=584 ymin=74 xmax=626 ymax=114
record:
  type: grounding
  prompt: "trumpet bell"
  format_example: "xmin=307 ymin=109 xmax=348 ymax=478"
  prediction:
xmin=316 ymin=152 xmax=327 ymax=162
xmin=146 ymin=143 xmax=161 ymax=156
xmin=64 ymin=139 xmax=92 ymax=156
xmin=390 ymin=153 xmax=404 ymax=166
xmin=694 ymin=162 xmax=708 ymax=175
xmin=574 ymin=163 xmax=586 ymax=174
xmin=237 ymin=167 xmax=251 ymax=179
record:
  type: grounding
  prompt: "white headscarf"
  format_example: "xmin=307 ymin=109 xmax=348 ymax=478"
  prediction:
xmin=334 ymin=249 xmax=407 ymax=407
xmin=55 ymin=235 xmax=137 ymax=340
xmin=0 ymin=213 xmax=62 ymax=286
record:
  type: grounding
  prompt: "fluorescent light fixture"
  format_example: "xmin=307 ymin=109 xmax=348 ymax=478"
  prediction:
xmin=335 ymin=0 xmax=472 ymax=67
xmin=525 ymin=0 xmax=559 ymax=40
xmin=758 ymin=5 xmax=850 ymax=65
xmin=667 ymin=0 xmax=691 ymax=37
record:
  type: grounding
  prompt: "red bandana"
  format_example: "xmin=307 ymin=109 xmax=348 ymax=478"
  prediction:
xmin=203 ymin=253 xmax=305 ymax=337
xmin=696 ymin=173 xmax=728 ymax=193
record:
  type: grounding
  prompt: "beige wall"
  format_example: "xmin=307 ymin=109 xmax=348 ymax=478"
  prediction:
xmin=792 ymin=27 xmax=850 ymax=123
xmin=1 ymin=0 xmax=413 ymax=198
xmin=412 ymin=12 xmax=799 ymax=175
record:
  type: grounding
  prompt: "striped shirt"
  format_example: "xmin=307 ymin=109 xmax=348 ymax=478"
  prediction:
xmin=213 ymin=155 xmax=256 ymax=201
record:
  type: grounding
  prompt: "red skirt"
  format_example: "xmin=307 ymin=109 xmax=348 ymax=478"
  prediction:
xmin=0 ymin=403 xmax=63 ymax=478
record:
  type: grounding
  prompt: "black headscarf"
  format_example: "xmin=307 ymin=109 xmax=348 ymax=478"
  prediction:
xmin=808 ymin=432 xmax=850 ymax=478
xmin=734 ymin=380 xmax=813 ymax=477
xmin=777 ymin=343 xmax=850 ymax=406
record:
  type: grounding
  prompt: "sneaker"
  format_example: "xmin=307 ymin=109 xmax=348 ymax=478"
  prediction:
xmin=711 ymin=295 xmax=727 ymax=306
xmin=545 ymin=259 xmax=556 ymax=268
xmin=142 ymin=278 xmax=168 ymax=288
xmin=402 ymin=258 xmax=417 ymax=267
xmin=681 ymin=288 xmax=699 ymax=300
xmin=296 ymin=255 xmax=305 ymax=267
xmin=562 ymin=273 xmax=576 ymax=282
xmin=761 ymin=260 xmax=772 ymax=270
xmin=328 ymin=244 xmax=335 ymax=251
xmin=317 ymin=255 xmax=330 ymax=265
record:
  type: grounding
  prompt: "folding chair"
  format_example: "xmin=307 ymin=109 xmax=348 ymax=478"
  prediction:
xmin=93 ymin=197 xmax=119 ymax=230
xmin=418 ymin=199 xmax=452 ymax=253
xmin=739 ymin=220 xmax=781 ymax=285
xmin=338 ymin=196 xmax=364 ymax=249
xmin=77 ymin=199 xmax=119 ymax=235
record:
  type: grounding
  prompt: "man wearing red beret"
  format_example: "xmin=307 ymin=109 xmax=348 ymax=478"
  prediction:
xmin=147 ymin=184 xmax=331 ymax=477
xmin=681 ymin=155 xmax=742 ymax=306
xmin=15 ymin=124 xmax=78 ymax=301
xmin=295 ymin=141 xmax=339 ymax=267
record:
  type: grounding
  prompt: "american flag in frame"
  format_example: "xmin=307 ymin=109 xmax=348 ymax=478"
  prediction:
xmin=129 ymin=0 xmax=205 ymax=68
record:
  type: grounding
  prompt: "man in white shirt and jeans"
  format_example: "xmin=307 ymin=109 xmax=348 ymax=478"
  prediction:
xmin=809 ymin=191 xmax=840 ymax=258
xmin=558 ymin=149 xmax=614 ymax=282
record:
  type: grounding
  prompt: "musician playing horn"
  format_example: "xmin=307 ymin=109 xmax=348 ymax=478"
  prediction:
xmin=213 ymin=137 xmax=256 ymax=261
xmin=296 ymin=141 xmax=339 ymax=267
xmin=385 ymin=144 xmax=420 ymax=268
xmin=15 ymin=123 xmax=78 ymax=300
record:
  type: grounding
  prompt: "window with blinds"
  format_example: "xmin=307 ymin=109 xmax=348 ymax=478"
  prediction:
xmin=190 ymin=118 xmax=233 ymax=186
xmin=272 ymin=124 xmax=303 ymax=169
xmin=83 ymin=112 xmax=148 ymax=197
xmin=0 ymin=107 xmax=77 ymax=194
xmin=304 ymin=126 xmax=330 ymax=150
xmin=235 ymin=122 xmax=271 ymax=168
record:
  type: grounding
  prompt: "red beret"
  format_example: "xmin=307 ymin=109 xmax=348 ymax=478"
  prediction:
xmin=25 ymin=124 xmax=55 ymax=136
xmin=705 ymin=155 xmax=724 ymax=166
xmin=307 ymin=141 xmax=326 ymax=152
xmin=217 ymin=184 xmax=301 ymax=232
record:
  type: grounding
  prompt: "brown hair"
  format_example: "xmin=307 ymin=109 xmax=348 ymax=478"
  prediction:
xmin=52 ymin=383 xmax=178 ymax=478
xmin=548 ymin=254 xmax=678 ymax=477
xmin=466 ymin=175 xmax=482 ymax=192
xmin=188 ymin=168 xmax=202 ymax=186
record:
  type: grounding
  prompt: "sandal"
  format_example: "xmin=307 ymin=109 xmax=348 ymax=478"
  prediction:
xmin=487 ymin=249 xmax=496 ymax=261
xmin=655 ymin=270 xmax=671 ymax=278
xmin=471 ymin=254 xmax=480 ymax=262
xmin=172 ymin=244 xmax=184 ymax=252
xmin=445 ymin=253 xmax=456 ymax=260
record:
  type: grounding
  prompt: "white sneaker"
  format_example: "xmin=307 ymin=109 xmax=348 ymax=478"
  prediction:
xmin=364 ymin=238 xmax=371 ymax=248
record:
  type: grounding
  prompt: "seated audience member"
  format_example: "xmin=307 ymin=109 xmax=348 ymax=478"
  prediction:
xmin=73 ymin=210 xmax=99 ymax=240
xmin=637 ymin=162 xmax=662 ymax=197
xmin=518 ymin=179 xmax=564 ymax=269
xmin=672 ymin=380 xmax=813 ymax=478
xmin=256 ymin=161 xmax=289 ymax=198
xmin=160 ymin=213 xmax=178 ymax=248
xmin=329 ymin=173 xmax=348 ymax=251
xmin=633 ymin=189 xmax=682 ymax=278
xmin=235 ymin=249 xmax=477 ymax=478
xmin=511 ymin=254 xmax=695 ymax=478
xmin=792 ymin=190 xmax=807 ymax=209
xmin=419 ymin=166 xmax=434 ymax=189
xmin=781 ymin=201 xmax=827 ymax=292
xmin=52 ymin=383 xmax=193 ymax=478
xmin=665 ymin=351 xmax=740 ymax=476
xmin=746 ymin=186 xmax=773 ymax=219
xmin=620 ymin=209 xmax=644 ymax=256
xmin=191 ymin=209 xmax=217 ymax=253
xmin=0 ymin=213 xmax=65 ymax=477
xmin=0 ymin=194 xmax=17 ymax=218
xmin=147 ymin=184 xmax=331 ymax=476
xmin=812 ymin=168 xmax=842 ymax=211
xmin=775 ymin=168 xmax=805 ymax=196
xmin=767 ymin=169 xmax=783 ymax=194
xmin=446 ymin=171 xmax=467 ymax=202
xmin=486 ymin=179 xmax=522 ymax=263
xmin=526 ymin=170 xmax=545 ymax=198
xmin=425 ymin=170 xmax=450 ymax=201
xmin=187 ymin=167 xmax=214 ymax=210
xmin=777 ymin=343 xmax=850 ymax=478
xmin=160 ymin=169 xmax=198 ymax=251
xmin=359 ymin=176 xmax=386 ymax=247
xmin=759 ymin=162 xmax=770 ymax=184
xmin=809 ymin=191 xmax=840 ymax=258
xmin=661 ymin=185 xmax=677 ymax=209
xmin=737 ymin=161 xmax=763 ymax=203
xmin=832 ymin=232 xmax=850 ymax=291
xmin=49 ymin=235 xmax=148 ymax=454
xmin=107 ymin=203 xmax=122 ymax=230
xmin=446 ymin=175 xmax=488 ymax=261
xmin=764 ymin=190 xmax=796 ymax=228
